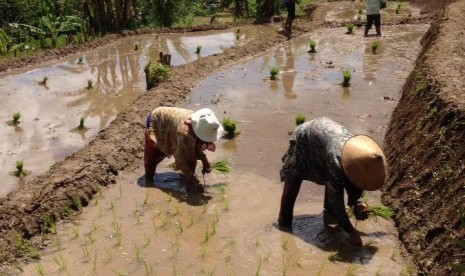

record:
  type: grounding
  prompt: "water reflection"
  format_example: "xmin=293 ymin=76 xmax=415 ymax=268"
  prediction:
xmin=282 ymin=44 xmax=298 ymax=100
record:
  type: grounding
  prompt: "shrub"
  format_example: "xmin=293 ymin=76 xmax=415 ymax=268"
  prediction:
xmin=295 ymin=114 xmax=306 ymax=126
xmin=308 ymin=41 xmax=317 ymax=53
xmin=222 ymin=118 xmax=238 ymax=139
xmin=145 ymin=61 xmax=170 ymax=89
xmin=342 ymin=70 xmax=352 ymax=87
xmin=270 ymin=67 xmax=279 ymax=80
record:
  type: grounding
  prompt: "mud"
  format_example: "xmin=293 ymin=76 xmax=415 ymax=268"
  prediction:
xmin=18 ymin=23 xmax=427 ymax=275
xmin=0 ymin=26 xmax=273 ymax=197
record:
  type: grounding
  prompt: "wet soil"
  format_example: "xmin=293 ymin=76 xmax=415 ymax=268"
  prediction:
xmin=17 ymin=23 xmax=427 ymax=275
xmin=0 ymin=26 xmax=273 ymax=197
xmin=0 ymin=0 xmax=459 ymax=274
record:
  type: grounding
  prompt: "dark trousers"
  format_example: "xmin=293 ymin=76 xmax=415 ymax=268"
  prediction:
xmin=365 ymin=14 xmax=381 ymax=34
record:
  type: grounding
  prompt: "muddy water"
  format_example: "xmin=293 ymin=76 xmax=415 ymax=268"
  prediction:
xmin=0 ymin=26 xmax=273 ymax=197
xmin=20 ymin=24 xmax=427 ymax=275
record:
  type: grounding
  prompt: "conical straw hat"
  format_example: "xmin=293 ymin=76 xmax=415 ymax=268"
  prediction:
xmin=342 ymin=135 xmax=387 ymax=191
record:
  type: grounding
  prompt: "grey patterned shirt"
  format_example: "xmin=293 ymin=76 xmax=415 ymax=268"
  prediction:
xmin=280 ymin=117 xmax=363 ymax=232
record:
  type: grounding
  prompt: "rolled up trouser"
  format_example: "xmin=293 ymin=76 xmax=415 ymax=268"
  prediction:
xmin=144 ymin=127 xmax=166 ymax=180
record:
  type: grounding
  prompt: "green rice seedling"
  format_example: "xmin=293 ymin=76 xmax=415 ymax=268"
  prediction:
xmin=236 ymin=28 xmax=241 ymax=34
xmin=82 ymin=238 xmax=90 ymax=257
xmin=134 ymin=44 xmax=139 ymax=51
xmin=112 ymin=269 xmax=128 ymax=276
xmin=75 ymin=117 xmax=87 ymax=132
xmin=37 ymin=263 xmax=46 ymax=276
xmin=263 ymin=251 xmax=271 ymax=262
xmin=143 ymin=192 xmax=149 ymax=206
xmin=347 ymin=23 xmax=355 ymax=34
xmin=254 ymin=235 xmax=261 ymax=246
xmin=282 ymin=256 xmax=291 ymax=276
xmin=39 ymin=76 xmax=48 ymax=85
xmin=347 ymin=265 xmax=359 ymax=276
xmin=270 ymin=67 xmax=280 ymax=80
xmin=295 ymin=256 xmax=304 ymax=267
xmin=73 ymin=196 xmax=83 ymax=212
xmin=342 ymin=70 xmax=352 ymax=87
xmin=170 ymin=242 xmax=180 ymax=260
xmin=203 ymin=202 xmax=208 ymax=213
xmin=86 ymin=79 xmax=93 ymax=90
xmin=44 ymin=214 xmax=57 ymax=234
xmin=226 ymin=236 xmax=236 ymax=247
xmin=255 ymin=258 xmax=262 ymax=276
xmin=282 ymin=236 xmax=290 ymax=250
xmin=195 ymin=46 xmax=202 ymax=54
xmin=295 ymin=114 xmax=306 ymax=126
xmin=391 ymin=247 xmax=399 ymax=261
xmin=358 ymin=9 xmax=363 ymax=14
xmin=72 ymin=227 xmax=80 ymax=239
xmin=189 ymin=214 xmax=195 ymax=226
xmin=199 ymin=244 xmax=207 ymax=258
xmin=214 ymin=209 xmax=219 ymax=223
xmin=105 ymin=247 xmax=113 ymax=263
xmin=396 ymin=4 xmax=402 ymax=14
xmin=92 ymin=251 xmax=98 ymax=272
xmin=144 ymin=233 xmax=151 ymax=248
xmin=168 ymin=192 xmax=172 ymax=203
xmin=144 ymin=260 xmax=153 ymax=275
xmin=372 ymin=42 xmax=379 ymax=54
xmin=12 ymin=112 xmax=21 ymax=125
xmin=135 ymin=244 xmax=142 ymax=262
xmin=15 ymin=161 xmax=26 ymax=177
xmin=223 ymin=199 xmax=229 ymax=211
xmin=109 ymin=200 xmax=115 ymax=210
xmin=368 ymin=205 xmax=394 ymax=219
xmin=88 ymin=231 xmax=96 ymax=243
xmin=357 ymin=14 xmax=362 ymax=21
xmin=317 ymin=261 xmax=326 ymax=276
xmin=114 ymin=223 xmax=122 ymax=246
xmin=212 ymin=159 xmax=232 ymax=173
xmin=328 ymin=251 xmax=341 ymax=262
xmin=54 ymin=235 xmax=63 ymax=250
xmin=172 ymin=205 xmax=180 ymax=216
xmin=77 ymin=57 xmax=84 ymax=64
xmin=145 ymin=61 xmax=170 ymax=89
xmin=211 ymin=219 xmax=217 ymax=234
xmin=236 ymin=33 xmax=240 ymax=40
xmin=204 ymin=227 xmax=210 ymax=243
xmin=308 ymin=40 xmax=317 ymax=53
xmin=177 ymin=219 xmax=184 ymax=235
xmin=119 ymin=183 xmax=122 ymax=198
xmin=376 ymin=265 xmax=383 ymax=276
xmin=53 ymin=254 xmax=67 ymax=271
xmin=222 ymin=118 xmax=238 ymax=139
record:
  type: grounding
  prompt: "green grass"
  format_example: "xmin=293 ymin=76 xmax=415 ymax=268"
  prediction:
xmin=222 ymin=118 xmax=238 ymax=138
xmin=295 ymin=114 xmax=306 ymax=126
xmin=342 ymin=70 xmax=352 ymax=87
xmin=270 ymin=67 xmax=280 ymax=80
xmin=145 ymin=61 xmax=170 ymax=89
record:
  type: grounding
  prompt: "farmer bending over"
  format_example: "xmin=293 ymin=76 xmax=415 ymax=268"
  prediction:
xmin=278 ymin=117 xmax=387 ymax=246
xmin=144 ymin=107 xmax=224 ymax=193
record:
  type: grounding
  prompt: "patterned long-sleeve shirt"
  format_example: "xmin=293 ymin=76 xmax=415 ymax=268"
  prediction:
xmin=150 ymin=107 xmax=209 ymax=178
xmin=280 ymin=117 xmax=363 ymax=233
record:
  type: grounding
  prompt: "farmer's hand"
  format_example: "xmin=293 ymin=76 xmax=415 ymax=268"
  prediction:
xmin=349 ymin=230 xmax=363 ymax=246
xmin=202 ymin=163 xmax=212 ymax=175
xmin=353 ymin=202 xmax=369 ymax=221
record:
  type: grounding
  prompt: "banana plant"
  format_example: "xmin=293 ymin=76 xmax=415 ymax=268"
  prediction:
xmin=0 ymin=28 xmax=12 ymax=55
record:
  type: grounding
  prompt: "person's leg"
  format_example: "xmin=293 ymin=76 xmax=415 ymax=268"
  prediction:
xmin=278 ymin=178 xmax=303 ymax=227
xmin=365 ymin=14 xmax=374 ymax=36
xmin=374 ymin=14 xmax=381 ymax=36
xmin=144 ymin=129 xmax=166 ymax=181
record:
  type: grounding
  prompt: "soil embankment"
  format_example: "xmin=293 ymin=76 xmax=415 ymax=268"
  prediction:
xmin=382 ymin=0 xmax=465 ymax=274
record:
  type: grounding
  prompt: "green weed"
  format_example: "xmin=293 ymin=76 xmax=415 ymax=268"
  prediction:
xmin=295 ymin=114 xmax=306 ymax=126
xmin=222 ymin=118 xmax=238 ymax=138
xmin=342 ymin=70 xmax=352 ymax=87
xmin=270 ymin=67 xmax=279 ymax=80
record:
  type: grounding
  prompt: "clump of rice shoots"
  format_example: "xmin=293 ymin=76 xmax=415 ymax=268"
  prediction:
xmin=39 ymin=76 xmax=48 ymax=85
xmin=368 ymin=205 xmax=394 ymax=219
xmin=236 ymin=28 xmax=241 ymax=34
xmin=134 ymin=44 xmax=139 ymax=51
xmin=295 ymin=114 xmax=306 ymax=126
xmin=75 ymin=117 xmax=87 ymax=132
xmin=357 ymin=14 xmax=362 ymax=21
xmin=347 ymin=23 xmax=354 ymax=34
xmin=12 ymin=112 xmax=21 ymax=125
xmin=145 ymin=61 xmax=171 ymax=89
xmin=308 ymin=41 xmax=317 ymax=53
xmin=371 ymin=42 xmax=379 ymax=54
xmin=270 ymin=67 xmax=279 ymax=80
xmin=222 ymin=118 xmax=238 ymax=138
xmin=77 ymin=57 xmax=84 ymax=64
xmin=195 ymin=46 xmax=202 ymax=54
xmin=342 ymin=70 xmax=352 ymax=87
xmin=86 ymin=79 xmax=93 ymax=90
xmin=212 ymin=159 xmax=231 ymax=174
xmin=15 ymin=161 xmax=24 ymax=177
xmin=396 ymin=4 xmax=402 ymax=14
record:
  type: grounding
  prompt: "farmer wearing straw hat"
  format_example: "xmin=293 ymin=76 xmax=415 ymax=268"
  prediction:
xmin=278 ymin=117 xmax=387 ymax=246
xmin=144 ymin=107 xmax=224 ymax=193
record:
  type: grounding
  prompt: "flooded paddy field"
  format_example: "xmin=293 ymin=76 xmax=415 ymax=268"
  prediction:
xmin=20 ymin=23 xmax=428 ymax=275
xmin=0 ymin=26 xmax=273 ymax=197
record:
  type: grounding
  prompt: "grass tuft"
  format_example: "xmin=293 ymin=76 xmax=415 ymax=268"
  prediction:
xmin=14 ymin=160 xmax=28 ymax=177
xmin=295 ymin=114 xmax=306 ymax=126
xmin=371 ymin=42 xmax=379 ymax=54
xmin=308 ymin=40 xmax=317 ymax=53
xmin=342 ymin=70 xmax=352 ymax=87
xmin=222 ymin=118 xmax=239 ymax=138
xmin=347 ymin=23 xmax=354 ymax=34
